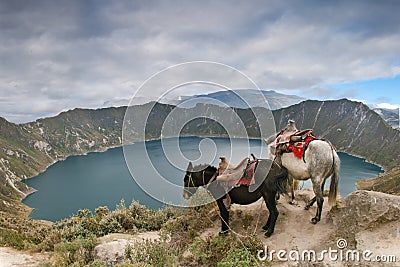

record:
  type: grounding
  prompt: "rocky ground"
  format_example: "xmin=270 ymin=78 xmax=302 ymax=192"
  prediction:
xmin=0 ymin=247 xmax=48 ymax=267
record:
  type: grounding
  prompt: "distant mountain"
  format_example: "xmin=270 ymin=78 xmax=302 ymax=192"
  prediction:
xmin=102 ymin=90 xmax=306 ymax=110
xmin=1 ymin=99 xmax=399 ymax=215
xmin=170 ymin=89 xmax=306 ymax=109
xmin=373 ymin=108 xmax=399 ymax=130
xmin=102 ymin=92 xmax=399 ymax=132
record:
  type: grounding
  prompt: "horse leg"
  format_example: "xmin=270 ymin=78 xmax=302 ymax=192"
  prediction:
xmin=289 ymin=175 xmax=296 ymax=205
xmin=305 ymin=180 xmax=325 ymax=210
xmin=216 ymin=198 xmax=230 ymax=235
xmin=263 ymin=192 xmax=279 ymax=237
xmin=304 ymin=197 xmax=316 ymax=210
xmin=311 ymin=182 xmax=324 ymax=224
xmin=262 ymin=193 xmax=272 ymax=231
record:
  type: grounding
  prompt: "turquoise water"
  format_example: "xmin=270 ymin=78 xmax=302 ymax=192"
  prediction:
xmin=22 ymin=137 xmax=383 ymax=221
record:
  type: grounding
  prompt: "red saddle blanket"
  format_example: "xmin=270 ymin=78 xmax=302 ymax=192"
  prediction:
xmin=228 ymin=160 xmax=257 ymax=187
xmin=287 ymin=135 xmax=316 ymax=159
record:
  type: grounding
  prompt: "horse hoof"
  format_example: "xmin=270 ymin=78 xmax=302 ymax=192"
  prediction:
xmin=304 ymin=205 xmax=310 ymax=210
xmin=289 ymin=200 xmax=297 ymax=205
xmin=219 ymin=229 xmax=230 ymax=236
xmin=311 ymin=218 xmax=318 ymax=224
xmin=264 ymin=231 xmax=273 ymax=238
xmin=262 ymin=225 xmax=269 ymax=231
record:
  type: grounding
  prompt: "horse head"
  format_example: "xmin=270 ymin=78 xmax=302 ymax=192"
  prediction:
xmin=182 ymin=162 xmax=217 ymax=200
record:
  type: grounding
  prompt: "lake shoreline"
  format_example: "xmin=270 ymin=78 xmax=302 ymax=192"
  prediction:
xmin=338 ymin=150 xmax=385 ymax=172
xmin=22 ymin=136 xmax=384 ymax=222
xmin=22 ymin=135 xmax=386 ymax=203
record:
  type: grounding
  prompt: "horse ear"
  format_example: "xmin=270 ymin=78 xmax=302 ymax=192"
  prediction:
xmin=269 ymin=145 xmax=276 ymax=156
xmin=187 ymin=162 xmax=193 ymax=172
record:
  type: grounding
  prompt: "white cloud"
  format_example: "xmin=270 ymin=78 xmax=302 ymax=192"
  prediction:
xmin=376 ymin=103 xmax=400 ymax=110
xmin=1 ymin=0 xmax=400 ymax=122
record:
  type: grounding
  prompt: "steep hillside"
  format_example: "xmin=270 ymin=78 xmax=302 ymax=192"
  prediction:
xmin=373 ymin=108 xmax=399 ymax=130
xmin=0 ymin=99 xmax=399 ymax=215
xmin=356 ymin=167 xmax=400 ymax=196
xmin=273 ymin=99 xmax=400 ymax=169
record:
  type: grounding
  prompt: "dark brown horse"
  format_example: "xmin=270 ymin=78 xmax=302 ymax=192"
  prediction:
xmin=182 ymin=159 xmax=288 ymax=237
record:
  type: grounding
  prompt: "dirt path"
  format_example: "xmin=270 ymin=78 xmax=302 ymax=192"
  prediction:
xmin=0 ymin=247 xmax=47 ymax=267
xmin=198 ymin=189 xmax=345 ymax=266
xmin=199 ymin=189 xmax=400 ymax=266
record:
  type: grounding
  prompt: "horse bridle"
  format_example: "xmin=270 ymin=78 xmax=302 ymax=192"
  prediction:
xmin=187 ymin=169 xmax=218 ymax=189
xmin=187 ymin=173 xmax=195 ymax=188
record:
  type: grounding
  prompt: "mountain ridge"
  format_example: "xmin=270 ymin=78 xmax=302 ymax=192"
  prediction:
xmin=0 ymin=99 xmax=399 ymax=215
xmin=373 ymin=107 xmax=399 ymax=130
xmin=172 ymin=89 xmax=306 ymax=109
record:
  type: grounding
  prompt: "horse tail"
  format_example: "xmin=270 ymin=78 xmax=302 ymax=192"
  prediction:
xmin=274 ymin=164 xmax=289 ymax=195
xmin=328 ymin=151 xmax=340 ymax=207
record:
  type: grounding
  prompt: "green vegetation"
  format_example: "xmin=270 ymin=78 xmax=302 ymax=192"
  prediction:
xmin=190 ymin=233 xmax=263 ymax=266
xmin=0 ymin=199 xmax=267 ymax=266
xmin=218 ymin=248 xmax=259 ymax=267
xmin=53 ymin=235 xmax=97 ymax=266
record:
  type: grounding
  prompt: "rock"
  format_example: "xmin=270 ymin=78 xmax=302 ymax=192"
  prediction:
xmin=93 ymin=238 xmax=130 ymax=264
xmin=328 ymin=190 xmax=400 ymax=266
xmin=93 ymin=232 xmax=161 ymax=264
xmin=331 ymin=190 xmax=400 ymax=234
xmin=33 ymin=141 xmax=51 ymax=151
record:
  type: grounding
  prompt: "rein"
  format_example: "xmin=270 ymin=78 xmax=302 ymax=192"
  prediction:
xmin=188 ymin=173 xmax=195 ymax=188
xmin=204 ymin=170 xmax=218 ymax=188
xmin=188 ymin=168 xmax=217 ymax=189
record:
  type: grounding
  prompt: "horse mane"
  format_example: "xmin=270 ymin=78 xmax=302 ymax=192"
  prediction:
xmin=192 ymin=164 xmax=216 ymax=172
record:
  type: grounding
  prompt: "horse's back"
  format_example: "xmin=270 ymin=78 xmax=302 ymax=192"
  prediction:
xmin=305 ymin=139 xmax=337 ymax=177
xmin=282 ymin=139 xmax=336 ymax=180
xmin=306 ymin=139 xmax=336 ymax=162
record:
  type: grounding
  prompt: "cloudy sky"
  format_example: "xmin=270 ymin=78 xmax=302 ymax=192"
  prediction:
xmin=1 ymin=0 xmax=400 ymax=123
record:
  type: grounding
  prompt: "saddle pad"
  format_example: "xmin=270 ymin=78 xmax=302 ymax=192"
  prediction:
xmin=288 ymin=135 xmax=315 ymax=159
xmin=228 ymin=160 xmax=257 ymax=187
xmin=216 ymin=157 xmax=249 ymax=182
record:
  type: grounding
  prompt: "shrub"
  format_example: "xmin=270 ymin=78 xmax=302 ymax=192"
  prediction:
xmin=161 ymin=207 xmax=212 ymax=255
xmin=130 ymin=240 xmax=178 ymax=267
xmin=89 ymin=259 xmax=108 ymax=267
xmin=53 ymin=235 xmax=97 ymax=266
xmin=0 ymin=229 xmax=28 ymax=250
xmin=97 ymin=215 xmax=125 ymax=236
xmin=94 ymin=206 xmax=109 ymax=219
xmin=218 ymin=248 xmax=257 ymax=267
xmin=38 ymin=228 xmax=62 ymax=251
xmin=191 ymin=233 xmax=263 ymax=266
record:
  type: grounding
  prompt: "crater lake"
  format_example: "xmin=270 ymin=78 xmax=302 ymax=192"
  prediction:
xmin=22 ymin=137 xmax=383 ymax=221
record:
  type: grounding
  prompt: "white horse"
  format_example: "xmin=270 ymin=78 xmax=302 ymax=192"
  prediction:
xmin=268 ymin=139 xmax=340 ymax=224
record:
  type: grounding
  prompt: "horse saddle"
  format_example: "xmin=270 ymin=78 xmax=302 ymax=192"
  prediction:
xmin=276 ymin=120 xmax=298 ymax=144
xmin=275 ymin=120 xmax=314 ymax=147
xmin=289 ymin=129 xmax=314 ymax=142
xmin=216 ymin=156 xmax=257 ymax=186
